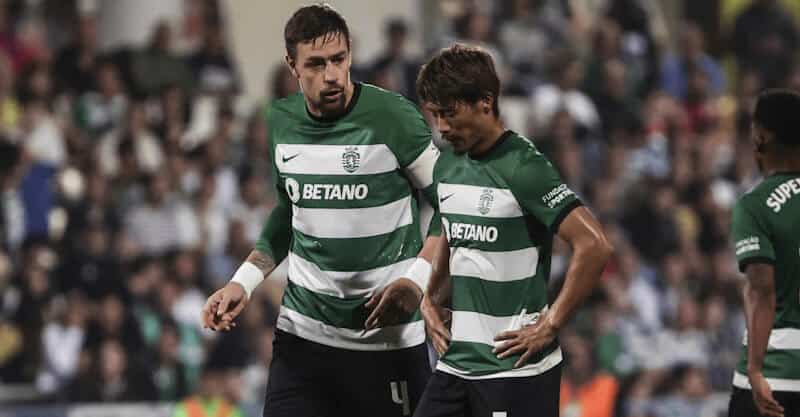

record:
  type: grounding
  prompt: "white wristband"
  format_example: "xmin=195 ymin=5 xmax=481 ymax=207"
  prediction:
xmin=405 ymin=258 xmax=432 ymax=293
xmin=230 ymin=261 xmax=264 ymax=299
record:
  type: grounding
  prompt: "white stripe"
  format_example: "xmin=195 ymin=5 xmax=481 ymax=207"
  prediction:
xmin=287 ymin=252 xmax=415 ymax=298
xmin=450 ymin=246 xmax=539 ymax=282
xmin=276 ymin=144 xmax=399 ymax=175
xmin=741 ymin=328 xmax=800 ymax=350
xmin=436 ymin=347 xmax=562 ymax=380
xmin=451 ymin=309 xmax=546 ymax=347
xmin=404 ymin=143 xmax=439 ymax=189
xmin=292 ymin=195 xmax=413 ymax=239
xmin=276 ymin=306 xmax=425 ymax=351
xmin=733 ymin=371 xmax=800 ymax=392
xmin=438 ymin=183 xmax=523 ymax=218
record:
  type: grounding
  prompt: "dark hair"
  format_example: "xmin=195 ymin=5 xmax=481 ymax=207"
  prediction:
xmin=284 ymin=3 xmax=350 ymax=61
xmin=416 ymin=44 xmax=500 ymax=116
xmin=754 ymin=89 xmax=800 ymax=147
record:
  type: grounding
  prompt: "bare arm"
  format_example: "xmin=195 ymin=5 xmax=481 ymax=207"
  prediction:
xmin=743 ymin=263 xmax=776 ymax=376
xmin=547 ymin=206 xmax=614 ymax=330
xmin=494 ymin=206 xmax=612 ymax=367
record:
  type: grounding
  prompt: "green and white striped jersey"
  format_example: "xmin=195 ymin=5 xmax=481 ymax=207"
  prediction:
xmin=258 ymin=83 xmax=440 ymax=351
xmin=731 ymin=172 xmax=800 ymax=392
xmin=432 ymin=130 xmax=581 ymax=379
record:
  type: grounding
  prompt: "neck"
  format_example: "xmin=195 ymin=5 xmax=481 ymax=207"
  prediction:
xmin=762 ymin=148 xmax=800 ymax=175
xmin=307 ymin=80 xmax=354 ymax=118
xmin=469 ymin=119 xmax=506 ymax=157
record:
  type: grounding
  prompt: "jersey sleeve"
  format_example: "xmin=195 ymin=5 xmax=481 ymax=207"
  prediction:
xmin=386 ymin=95 xmax=441 ymax=236
xmin=731 ymin=199 xmax=775 ymax=272
xmin=509 ymin=145 xmax=582 ymax=232
xmin=254 ymin=106 xmax=293 ymax=263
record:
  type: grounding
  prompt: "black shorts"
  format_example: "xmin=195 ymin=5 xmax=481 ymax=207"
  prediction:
xmin=729 ymin=386 xmax=800 ymax=417
xmin=263 ymin=329 xmax=431 ymax=417
xmin=414 ymin=364 xmax=562 ymax=417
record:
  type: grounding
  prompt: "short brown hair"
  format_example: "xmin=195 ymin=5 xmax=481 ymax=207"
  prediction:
xmin=284 ymin=3 xmax=350 ymax=61
xmin=416 ymin=44 xmax=500 ymax=116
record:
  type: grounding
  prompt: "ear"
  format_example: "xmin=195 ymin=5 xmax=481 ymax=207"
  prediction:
xmin=753 ymin=124 xmax=772 ymax=153
xmin=285 ymin=55 xmax=299 ymax=79
xmin=480 ymin=96 xmax=495 ymax=115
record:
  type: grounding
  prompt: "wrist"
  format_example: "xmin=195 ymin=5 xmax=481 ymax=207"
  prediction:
xmin=545 ymin=311 xmax=562 ymax=332
xmin=404 ymin=258 xmax=432 ymax=293
xmin=230 ymin=261 xmax=264 ymax=299
xmin=747 ymin=366 xmax=763 ymax=378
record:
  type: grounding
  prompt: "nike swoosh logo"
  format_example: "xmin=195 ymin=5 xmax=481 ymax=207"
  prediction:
xmin=282 ymin=154 xmax=300 ymax=163
xmin=440 ymin=193 xmax=455 ymax=203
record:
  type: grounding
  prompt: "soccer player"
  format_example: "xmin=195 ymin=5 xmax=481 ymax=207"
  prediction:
xmin=728 ymin=89 xmax=800 ymax=417
xmin=413 ymin=44 xmax=613 ymax=417
xmin=201 ymin=5 xmax=442 ymax=417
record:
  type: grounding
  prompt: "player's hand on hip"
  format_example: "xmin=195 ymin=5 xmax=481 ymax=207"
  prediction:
xmin=421 ymin=295 xmax=451 ymax=355
xmin=493 ymin=312 xmax=557 ymax=368
xmin=749 ymin=372 xmax=785 ymax=417
xmin=364 ymin=278 xmax=423 ymax=330
xmin=201 ymin=282 xmax=248 ymax=331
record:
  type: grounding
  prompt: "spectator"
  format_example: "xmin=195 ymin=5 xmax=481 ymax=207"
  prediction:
xmin=69 ymin=338 xmax=156 ymax=402
xmin=172 ymin=365 xmax=243 ymax=417
xmin=732 ymin=0 xmax=799 ymax=88
xmin=188 ymin=24 xmax=240 ymax=96
xmin=97 ymin=102 xmax=164 ymax=178
xmin=497 ymin=0 xmax=567 ymax=94
xmin=35 ymin=291 xmax=88 ymax=396
xmin=229 ymin=166 xmax=273 ymax=246
xmin=370 ymin=18 xmax=420 ymax=101
xmin=74 ymin=61 xmax=128 ymax=137
xmin=124 ymin=172 xmax=195 ymax=256
xmin=149 ymin=318 xmax=190 ymax=401
xmin=52 ymin=14 xmax=100 ymax=96
xmin=660 ymin=21 xmax=724 ymax=101
xmin=530 ymin=50 xmax=600 ymax=136
xmin=130 ymin=21 xmax=193 ymax=97
xmin=560 ymin=331 xmax=619 ymax=417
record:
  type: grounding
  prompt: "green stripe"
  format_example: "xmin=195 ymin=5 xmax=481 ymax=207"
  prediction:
xmin=451 ymin=275 xmax=547 ymax=317
xmin=444 ymin=214 xmax=532 ymax=252
xmin=285 ymin=172 xmax=412 ymax=209
xmin=292 ymin=222 xmax=422 ymax=271
xmin=283 ymin=280 xmax=421 ymax=330
xmin=737 ymin=348 xmax=800 ymax=379
xmin=441 ymin=340 xmax=558 ymax=376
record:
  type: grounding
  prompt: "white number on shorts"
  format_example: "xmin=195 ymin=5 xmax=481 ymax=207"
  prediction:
xmin=390 ymin=380 xmax=410 ymax=416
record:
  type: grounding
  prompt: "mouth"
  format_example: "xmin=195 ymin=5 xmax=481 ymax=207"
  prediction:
xmin=321 ymin=89 xmax=343 ymax=103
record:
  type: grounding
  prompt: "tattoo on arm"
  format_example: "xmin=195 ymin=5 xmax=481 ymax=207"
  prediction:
xmin=246 ymin=249 xmax=277 ymax=277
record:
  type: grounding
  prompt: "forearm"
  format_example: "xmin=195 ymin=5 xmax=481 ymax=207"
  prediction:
xmin=424 ymin=235 xmax=451 ymax=306
xmin=547 ymin=239 xmax=611 ymax=329
xmin=245 ymin=248 xmax=277 ymax=277
xmin=744 ymin=280 xmax=776 ymax=375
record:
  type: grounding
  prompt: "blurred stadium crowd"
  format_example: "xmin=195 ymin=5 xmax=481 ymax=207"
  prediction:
xmin=0 ymin=0 xmax=799 ymax=416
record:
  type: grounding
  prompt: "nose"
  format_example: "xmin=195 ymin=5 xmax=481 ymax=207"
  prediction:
xmin=324 ymin=62 xmax=338 ymax=84
xmin=434 ymin=115 xmax=450 ymax=135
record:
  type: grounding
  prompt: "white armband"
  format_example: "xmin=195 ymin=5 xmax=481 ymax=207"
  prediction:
xmin=230 ymin=261 xmax=264 ymax=299
xmin=404 ymin=257 xmax=432 ymax=292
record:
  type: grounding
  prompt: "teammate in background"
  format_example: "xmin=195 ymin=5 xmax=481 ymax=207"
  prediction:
xmin=201 ymin=5 xmax=442 ymax=417
xmin=414 ymin=44 xmax=613 ymax=417
xmin=728 ymin=90 xmax=800 ymax=417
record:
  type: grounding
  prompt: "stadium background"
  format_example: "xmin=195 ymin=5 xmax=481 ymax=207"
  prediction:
xmin=0 ymin=0 xmax=799 ymax=416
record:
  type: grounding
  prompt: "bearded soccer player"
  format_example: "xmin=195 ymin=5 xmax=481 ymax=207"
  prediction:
xmin=413 ymin=44 xmax=613 ymax=417
xmin=728 ymin=90 xmax=800 ymax=417
xmin=201 ymin=5 xmax=442 ymax=417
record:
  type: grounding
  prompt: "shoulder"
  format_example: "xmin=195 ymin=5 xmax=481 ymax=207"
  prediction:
xmin=266 ymin=93 xmax=304 ymax=122
xmin=734 ymin=179 xmax=769 ymax=212
xmin=361 ymin=83 xmax=423 ymax=118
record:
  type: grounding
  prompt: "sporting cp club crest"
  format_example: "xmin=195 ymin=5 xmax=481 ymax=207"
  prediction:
xmin=478 ymin=189 xmax=494 ymax=215
xmin=341 ymin=146 xmax=361 ymax=173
